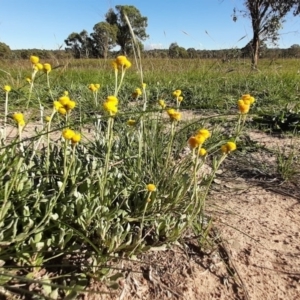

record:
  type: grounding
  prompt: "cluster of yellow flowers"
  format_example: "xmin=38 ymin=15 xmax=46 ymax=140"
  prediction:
xmin=13 ymin=112 xmax=25 ymax=127
xmin=62 ymin=128 xmax=81 ymax=144
xmin=167 ymin=108 xmax=181 ymax=121
xmin=238 ymin=94 xmax=255 ymax=114
xmin=221 ymin=141 xmax=237 ymax=154
xmin=172 ymin=89 xmax=184 ymax=103
xmin=30 ymin=55 xmax=52 ymax=74
xmin=111 ymin=55 xmax=132 ymax=70
xmin=188 ymin=129 xmax=211 ymax=156
xmin=103 ymin=96 xmax=118 ymax=116
xmin=88 ymin=83 xmax=100 ymax=92
xmin=53 ymin=93 xmax=76 ymax=115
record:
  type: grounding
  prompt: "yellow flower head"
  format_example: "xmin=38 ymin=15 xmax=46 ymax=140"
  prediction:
xmin=198 ymin=148 xmax=207 ymax=156
xmin=167 ymin=108 xmax=176 ymax=116
xmin=238 ymin=100 xmax=250 ymax=114
xmin=167 ymin=110 xmax=181 ymax=121
xmin=142 ymin=83 xmax=147 ymax=89
xmin=62 ymin=128 xmax=75 ymax=140
xmin=116 ymin=55 xmax=128 ymax=66
xmin=26 ymin=77 xmax=32 ymax=84
xmin=13 ymin=112 xmax=24 ymax=124
xmin=65 ymin=100 xmax=76 ymax=111
xmin=45 ymin=116 xmax=51 ymax=122
xmin=103 ymin=101 xmax=118 ymax=115
xmin=30 ymin=55 xmax=39 ymax=64
xmin=127 ymin=119 xmax=137 ymax=126
xmin=158 ymin=99 xmax=166 ymax=109
xmin=146 ymin=184 xmax=156 ymax=192
xmin=135 ymin=88 xmax=142 ymax=96
xmin=34 ymin=63 xmax=44 ymax=71
xmin=124 ymin=59 xmax=132 ymax=69
xmin=197 ymin=129 xmax=211 ymax=140
xmin=106 ymin=95 xmax=118 ymax=105
xmin=188 ymin=134 xmax=206 ymax=149
xmin=221 ymin=142 xmax=237 ymax=154
xmin=71 ymin=133 xmax=81 ymax=144
xmin=59 ymin=96 xmax=70 ymax=106
xmin=95 ymin=84 xmax=100 ymax=90
xmin=172 ymin=89 xmax=182 ymax=98
xmin=53 ymin=100 xmax=63 ymax=111
xmin=89 ymin=84 xmax=97 ymax=92
xmin=58 ymin=107 xmax=67 ymax=115
xmin=3 ymin=85 xmax=11 ymax=92
xmin=178 ymin=96 xmax=184 ymax=102
xmin=63 ymin=91 xmax=69 ymax=96
xmin=43 ymin=63 xmax=52 ymax=73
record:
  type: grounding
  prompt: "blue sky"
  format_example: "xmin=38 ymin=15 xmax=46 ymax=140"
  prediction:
xmin=0 ymin=0 xmax=299 ymax=51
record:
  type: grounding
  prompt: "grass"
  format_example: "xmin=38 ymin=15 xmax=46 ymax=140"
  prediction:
xmin=0 ymin=55 xmax=300 ymax=298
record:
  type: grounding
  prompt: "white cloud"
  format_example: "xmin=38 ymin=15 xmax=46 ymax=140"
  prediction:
xmin=144 ymin=43 xmax=164 ymax=50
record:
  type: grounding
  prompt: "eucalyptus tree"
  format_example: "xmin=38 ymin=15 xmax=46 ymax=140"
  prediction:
xmin=65 ymin=30 xmax=92 ymax=58
xmin=105 ymin=5 xmax=148 ymax=55
xmin=233 ymin=0 xmax=300 ymax=68
xmin=90 ymin=22 xmax=118 ymax=59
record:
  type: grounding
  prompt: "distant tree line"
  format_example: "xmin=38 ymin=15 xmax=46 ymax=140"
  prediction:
xmin=1 ymin=42 xmax=300 ymax=61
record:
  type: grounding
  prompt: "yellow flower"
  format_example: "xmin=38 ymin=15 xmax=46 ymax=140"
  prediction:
xmin=89 ymin=84 xmax=97 ymax=92
xmin=45 ymin=116 xmax=51 ymax=122
xmin=59 ymin=96 xmax=70 ymax=106
xmin=3 ymin=85 xmax=11 ymax=92
xmin=188 ymin=134 xmax=205 ymax=149
xmin=18 ymin=120 xmax=25 ymax=127
xmin=103 ymin=101 xmax=118 ymax=115
xmin=106 ymin=95 xmax=118 ymax=105
xmin=242 ymin=94 xmax=255 ymax=104
xmin=169 ymin=111 xmax=181 ymax=121
xmin=26 ymin=77 xmax=32 ymax=84
xmin=146 ymin=184 xmax=156 ymax=192
xmin=221 ymin=142 xmax=237 ymax=154
xmin=158 ymin=99 xmax=166 ymax=109
xmin=65 ymin=100 xmax=76 ymax=110
xmin=197 ymin=129 xmax=211 ymax=140
xmin=13 ymin=112 xmax=24 ymax=124
xmin=71 ymin=133 xmax=81 ymax=144
xmin=142 ymin=83 xmax=147 ymax=89
xmin=124 ymin=59 xmax=132 ymax=69
xmin=172 ymin=90 xmax=182 ymax=97
xmin=62 ymin=128 xmax=75 ymax=140
xmin=127 ymin=119 xmax=137 ymax=126
xmin=178 ymin=96 xmax=183 ymax=102
xmin=188 ymin=136 xmax=199 ymax=149
xmin=53 ymin=100 xmax=63 ymax=111
xmin=58 ymin=107 xmax=67 ymax=115
xmin=116 ymin=55 xmax=128 ymax=66
xmin=238 ymin=100 xmax=250 ymax=114
xmin=95 ymin=84 xmax=100 ymax=90
xmin=30 ymin=55 xmax=39 ymax=64
xmin=167 ymin=108 xmax=176 ymax=116
xmin=34 ymin=63 xmax=44 ymax=71
xmin=135 ymin=88 xmax=142 ymax=96
xmin=43 ymin=63 xmax=52 ymax=73
xmin=63 ymin=91 xmax=69 ymax=96
xmin=198 ymin=148 xmax=207 ymax=156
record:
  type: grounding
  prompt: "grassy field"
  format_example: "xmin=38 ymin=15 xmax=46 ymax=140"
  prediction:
xmin=0 ymin=56 xmax=299 ymax=298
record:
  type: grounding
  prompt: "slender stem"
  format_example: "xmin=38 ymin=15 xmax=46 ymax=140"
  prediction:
xmin=3 ymin=91 xmax=9 ymax=141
